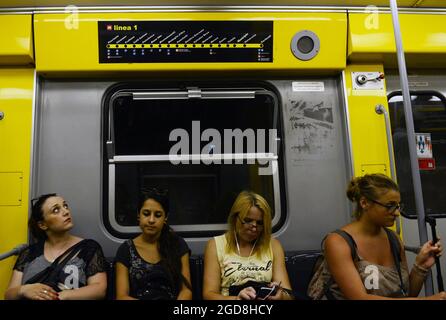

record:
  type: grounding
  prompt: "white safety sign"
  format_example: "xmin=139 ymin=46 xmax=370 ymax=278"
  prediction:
xmin=416 ymin=133 xmax=433 ymax=159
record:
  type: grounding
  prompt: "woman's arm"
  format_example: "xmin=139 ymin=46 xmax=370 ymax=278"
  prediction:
xmin=115 ymin=262 xmax=137 ymax=300
xmin=324 ymin=233 xmax=391 ymax=300
xmin=408 ymin=239 xmax=443 ymax=297
xmin=5 ymin=270 xmax=24 ymax=300
xmin=203 ymin=239 xmax=228 ymax=300
xmin=5 ymin=270 xmax=58 ymax=300
xmin=203 ymin=239 xmax=240 ymax=300
xmin=177 ymin=253 xmax=192 ymax=300
xmin=267 ymin=238 xmax=293 ymax=300
xmin=397 ymin=235 xmax=424 ymax=297
xmin=58 ymin=271 xmax=107 ymax=300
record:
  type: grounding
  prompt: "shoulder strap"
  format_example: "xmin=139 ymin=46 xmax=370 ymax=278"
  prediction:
xmin=321 ymin=230 xmax=358 ymax=300
xmin=332 ymin=230 xmax=359 ymax=261
xmin=25 ymin=239 xmax=89 ymax=287
xmin=384 ymin=228 xmax=407 ymax=296
xmin=48 ymin=239 xmax=90 ymax=274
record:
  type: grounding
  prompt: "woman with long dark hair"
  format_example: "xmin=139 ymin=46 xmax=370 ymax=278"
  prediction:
xmin=115 ymin=188 xmax=192 ymax=300
xmin=5 ymin=193 xmax=107 ymax=300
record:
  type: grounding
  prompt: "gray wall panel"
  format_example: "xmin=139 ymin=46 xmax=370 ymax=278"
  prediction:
xmin=34 ymin=78 xmax=351 ymax=257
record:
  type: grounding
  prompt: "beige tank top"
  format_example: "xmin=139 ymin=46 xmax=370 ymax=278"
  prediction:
xmin=308 ymin=236 xmax=410 ymax=300
xmin=214 ymin=234 xmax=274 ymax=296
xmin=317 ymin=257 xmax=410 ymax=299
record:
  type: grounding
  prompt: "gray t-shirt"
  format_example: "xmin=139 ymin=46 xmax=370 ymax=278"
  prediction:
xmin=14 ymin=239 xmax=106 ymax=290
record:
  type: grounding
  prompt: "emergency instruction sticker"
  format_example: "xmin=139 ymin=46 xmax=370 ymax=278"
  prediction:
xmin=416 ymin=133 xmax=435 ymax=170
xmin=292 ymin=82 xmax=325 ymax=92
xmin=416 ymin=133 xmax=433 ymax=159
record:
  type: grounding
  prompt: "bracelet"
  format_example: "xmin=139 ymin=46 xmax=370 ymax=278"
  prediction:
xmin=412 ymin=262 xmax=429 ymax=277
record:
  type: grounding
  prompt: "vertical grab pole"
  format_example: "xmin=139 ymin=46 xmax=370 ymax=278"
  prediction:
xmin=389 ymin=0 xmax=433 ymax=295
xmin=425 ymin=217 xmax=444 ymax=292
xmin=375 ymin=105 xmax=401 ymax=235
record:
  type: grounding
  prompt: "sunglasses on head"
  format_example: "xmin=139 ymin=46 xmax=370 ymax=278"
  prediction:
xmin=31 ymin=193 xmax=57 ymax=207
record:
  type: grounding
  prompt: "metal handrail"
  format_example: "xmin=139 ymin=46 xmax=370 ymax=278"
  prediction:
xmin=375 ymin=104 xmax=396 ymax=182
xmin=0 ymin=244 xmax=28 ymax=261
xmin=404 ymin=245 xmax=421 ymax=255
xmin=375 ymin=104 xmax=401 ymax=235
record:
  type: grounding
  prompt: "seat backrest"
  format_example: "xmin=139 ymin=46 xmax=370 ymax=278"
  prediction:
xmin=105 ymin=251 xmax=322 ymax=300
xmin=105 ymin=257 xmax=116 ymax=300
xmin=189 ymin=254 xmax=204 ymax=300
xmin=285 ymin=250 xmax=322 ymax=300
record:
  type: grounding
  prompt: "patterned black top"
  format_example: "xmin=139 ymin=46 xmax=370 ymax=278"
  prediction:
xmin=115 ymin=235 xmax=190 ymax=300
xmin=14 ymin=239 xmax=106 ymax=290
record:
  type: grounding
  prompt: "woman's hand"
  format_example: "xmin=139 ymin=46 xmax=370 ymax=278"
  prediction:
xmin=19 ymin=283 xmax=59 ymax=300
xmin=237 ymin=286 xmax=256 ymax=300
xmin=416 ymin=239 xmax=443 ymax=269
xmin=265 ymin=282 xmax=283 ymax=301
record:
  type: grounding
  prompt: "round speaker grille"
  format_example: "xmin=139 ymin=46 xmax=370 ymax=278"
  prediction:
xmin=291 ymin=30 xmax=320 ymax=61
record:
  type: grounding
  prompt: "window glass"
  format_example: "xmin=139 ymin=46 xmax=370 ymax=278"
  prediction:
xmin=113 ymin=94 xmax=276 ymax=155
xmin=389 ymin=92 xmax=446 ymax=216
xmin=104 ymin=85 xmax=283 ymax=237
xmin=114 ymin=162 xmax=275 ymax=227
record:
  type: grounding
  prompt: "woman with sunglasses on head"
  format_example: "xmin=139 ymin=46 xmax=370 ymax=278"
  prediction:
xmin=203 ymin=190 xmax=293 ymax=300
xmin=5 ymin=194 xmax=107 ymax=300
xmin=115 ymin=189 xmax=192 ymax=300
xmin=308 ymin=173 xmax=446 ymax=300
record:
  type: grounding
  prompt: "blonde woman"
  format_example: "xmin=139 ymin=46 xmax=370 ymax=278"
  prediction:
xmin=203 ymin=191 xmax=293 ymax=300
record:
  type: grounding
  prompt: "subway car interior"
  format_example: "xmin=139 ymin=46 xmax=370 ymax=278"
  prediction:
xmin=1 ymin=0 xmax=446 ymax=301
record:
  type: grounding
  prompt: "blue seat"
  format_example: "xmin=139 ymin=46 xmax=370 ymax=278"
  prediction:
xmin=285 ymin=250 xmax=322 ymax=300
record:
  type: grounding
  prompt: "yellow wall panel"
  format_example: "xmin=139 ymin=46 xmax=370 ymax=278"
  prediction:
xmin=348 ymin=13 xmax=446 ymax=67
xmin=0 ymin=15 xmax=34 ymax=65
xmin=344 ymin=64 xmax=391 ymax=175
xmin=0 ymin=68 xmax=34 ymax=299
xmin=0 ymin=172 xmax=23 ymax=206
xmin=34 ymin=12 xmax=346 ymax=74
xmin=345 ymin=64 xmax=402 ymax=235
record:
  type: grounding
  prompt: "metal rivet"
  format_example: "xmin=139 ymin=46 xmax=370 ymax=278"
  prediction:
xmin=375 ymin=104 xmax=385 ymax=115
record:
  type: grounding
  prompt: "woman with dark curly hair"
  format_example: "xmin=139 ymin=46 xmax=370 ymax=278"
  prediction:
xmin=115 ymin=188 xmax=192 ymax=300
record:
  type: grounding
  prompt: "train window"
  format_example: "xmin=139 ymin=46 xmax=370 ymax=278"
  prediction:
xmin=103 ymin=85 xmax=284 ymax=237
xmin=388 ymin=91 xmax=446 ymax=217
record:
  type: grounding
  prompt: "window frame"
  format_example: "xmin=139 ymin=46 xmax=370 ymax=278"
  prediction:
xmin=102 ymin=82 xmax=286 ymax=237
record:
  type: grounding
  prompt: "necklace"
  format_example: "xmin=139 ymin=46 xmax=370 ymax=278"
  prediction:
xmin=234 ymin=231 xmax=258 ymax=258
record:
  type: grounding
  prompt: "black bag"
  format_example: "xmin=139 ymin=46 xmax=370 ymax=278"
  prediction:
xmin=25 ymin=239 xmax=90 ymax=292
